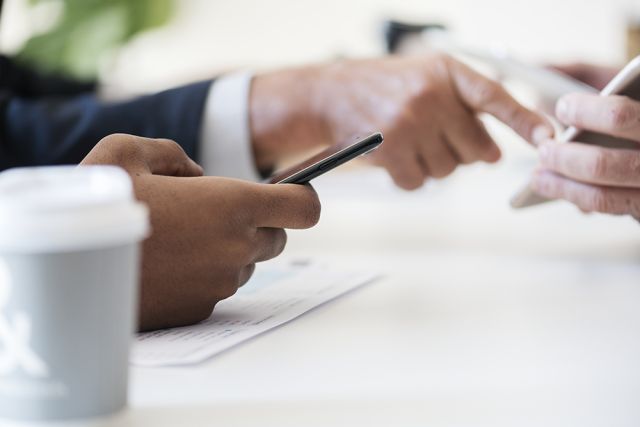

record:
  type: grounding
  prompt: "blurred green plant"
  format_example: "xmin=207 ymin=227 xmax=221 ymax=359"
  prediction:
xmin=17 ymin=0 xmax=176 ymax=78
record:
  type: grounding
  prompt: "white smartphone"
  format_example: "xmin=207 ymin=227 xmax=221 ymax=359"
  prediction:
xmin=511 ymin=55 xmax=640 ymax=209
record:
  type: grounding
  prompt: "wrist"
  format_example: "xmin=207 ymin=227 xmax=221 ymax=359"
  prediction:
xmin=249 ymin=65 xmax=331 ymax=172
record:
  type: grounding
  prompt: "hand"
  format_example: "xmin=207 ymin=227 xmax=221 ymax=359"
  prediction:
xmin=81 ymin=134 xmax=321 ymax=331
xmin=550 ymin=63 xmax=619 ymax=90
xmin=250 ymin=53 xmax=553 ymax=190
xmin=530 ymin=93 xmax=640 ymax=219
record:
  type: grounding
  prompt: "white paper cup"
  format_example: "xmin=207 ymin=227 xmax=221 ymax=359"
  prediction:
xmin=0 ymin=166 xmax=149 ymax=422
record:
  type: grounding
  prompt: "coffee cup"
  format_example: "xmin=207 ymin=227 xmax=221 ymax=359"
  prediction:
xmin=0 ymin=166 xmax=149 ymax=422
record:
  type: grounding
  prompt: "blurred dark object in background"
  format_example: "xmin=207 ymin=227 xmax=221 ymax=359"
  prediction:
xmin=384 ymin=20 xmax=446 ymax=54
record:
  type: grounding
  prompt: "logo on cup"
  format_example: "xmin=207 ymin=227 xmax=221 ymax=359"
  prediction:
xmin=0 ymin=258 xmax=49 ymax=378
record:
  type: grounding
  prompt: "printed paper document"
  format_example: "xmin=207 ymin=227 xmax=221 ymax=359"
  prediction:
xmin=132 ymin=259 xmax=379 ymax=367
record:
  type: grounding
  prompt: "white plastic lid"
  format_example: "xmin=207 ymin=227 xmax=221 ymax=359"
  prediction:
xmin=0 ymin=166 xmax=150 ymax=253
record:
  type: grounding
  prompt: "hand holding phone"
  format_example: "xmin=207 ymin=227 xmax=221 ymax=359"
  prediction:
xmin=268 ymin=132 xmax=384 ymax=184
xmin=511 ymin=55 xmax=640 ymax=209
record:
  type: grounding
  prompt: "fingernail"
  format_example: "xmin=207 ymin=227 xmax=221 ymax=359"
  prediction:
xmin=532 ymin=125 xmax=553 ymax=146
xmin=556 ymin=98 xmax=569 ymax=121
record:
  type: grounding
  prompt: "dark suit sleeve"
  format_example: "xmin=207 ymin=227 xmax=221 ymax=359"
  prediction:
xmin=0 ymin=80 xmax=212 ymax=171
xmin=0 ymin=55 xmax=97 ymax=98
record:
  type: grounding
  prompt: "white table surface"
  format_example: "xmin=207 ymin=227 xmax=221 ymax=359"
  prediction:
xmin=120 ymin=132 xmax=640 ymax=426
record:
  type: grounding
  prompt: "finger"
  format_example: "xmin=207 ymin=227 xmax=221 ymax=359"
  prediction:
xmin=252 ymin=228 xmax=287 ymax=263
xmin=530 ymin=169 xmax=640 ymax=217
xmin=418 ymin=134 xmax=458 ymax=179
xmin=140 ymin=138 xmax=204 ymax=177
xmin=538 ymin=141 xmax=640 ymax=188
xmin=447 ymin=59 xmax=554 ymax=145
xmin=238 ymin=263 xmax=256 ymax=287
xmin=556 ymin=93 xmax=640 ymax=142
xmin=442 ymin=104 xmax=501 ymax=164
xmin=250 ymin=183 xmax=322 ymax=229
xmin=378 ymin=143 xmax=426 ymax=190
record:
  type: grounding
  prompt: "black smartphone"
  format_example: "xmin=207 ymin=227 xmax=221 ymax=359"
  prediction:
xmin=268 ymin=132 xmax=384 ymax=184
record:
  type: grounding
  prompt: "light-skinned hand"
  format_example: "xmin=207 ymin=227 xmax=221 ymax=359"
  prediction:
xmin=250 ymin=53 xmax=553 ymax=190
xmin=531 ymin=92 xmax=640 ymax=219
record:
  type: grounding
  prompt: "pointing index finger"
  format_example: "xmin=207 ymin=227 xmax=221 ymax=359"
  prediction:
xmin=447 ymin=59 xmax=554 ymax=145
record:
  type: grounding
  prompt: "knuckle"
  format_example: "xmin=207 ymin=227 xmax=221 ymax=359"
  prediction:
xmin=98 ymin=133 xmax=124 ymax=146
xmin=588 ymin=189 xmax=612 ymax=212
xmin=414 ymin=82 xmax=438 ymax=105
xmin=470 ymin=80 xmax=500 ymax=107
xmin=629 ymin=154 xmax=640 ymax=177
xmin=429 ymin=52 xmax=448 ymax=65
xmin=89 ymin=133 xmax=141 ymax=167
xmin=607 ymin=100 xmax=637 ymax=129
xmin=151 ymin=139 xmax=190 ymax=169
xmin=534 ymin=174 xmax=554 ymax=195
xmin=587 ymin=151 xmax=610 ymax=180
xmin=97 ymin=133 xmax=136 ymax=152
xmin=156 ymin=138 xmax=184 ymax=157
xmin=430 ymin=53 xmax=453 ymax=78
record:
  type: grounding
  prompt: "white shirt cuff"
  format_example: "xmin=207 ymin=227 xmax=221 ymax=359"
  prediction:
xmin=199 ymin=71 xmax=261 ymax=182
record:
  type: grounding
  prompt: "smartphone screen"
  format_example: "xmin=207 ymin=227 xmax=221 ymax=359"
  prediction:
xmin=268 ymin=132 xmax=383 ymax=184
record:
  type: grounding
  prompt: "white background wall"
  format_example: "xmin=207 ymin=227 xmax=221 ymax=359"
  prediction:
xmin=1 ymin=0 xmax=639 ymax=93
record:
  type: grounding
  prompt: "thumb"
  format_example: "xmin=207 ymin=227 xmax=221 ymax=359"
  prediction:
xmin=250 ymin=183 xmax=322 ymax=229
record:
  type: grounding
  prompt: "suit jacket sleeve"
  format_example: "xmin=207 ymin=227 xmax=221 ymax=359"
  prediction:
xmin=0 ymin=76 xmax=212 ymax=171
xmin=0 ymin=55 xmax=97 ymax=98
